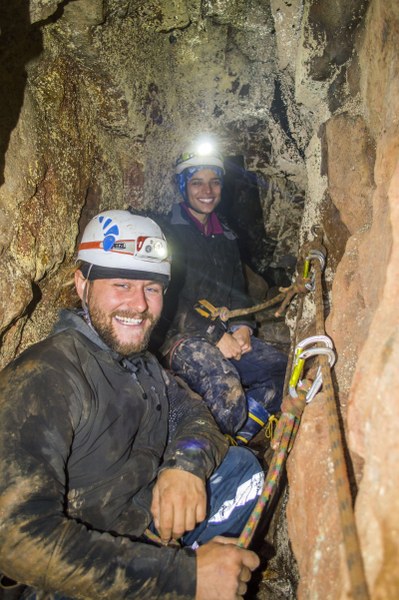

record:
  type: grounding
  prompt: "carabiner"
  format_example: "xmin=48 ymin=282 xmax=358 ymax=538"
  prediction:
xmin=289 ymin=336 xmax=335 ymax=399
xmin=304 ymin=249 xmax=326 ymax=290
xmin=296 ymin=334 xmax=333 ymax=351
xmin=307 ymin=249 xmax=326 ymax=271
xmin=302 ymin=347 xmax=336 ymax=403
xmin=300 ymin=346 xmax=336 ymax=363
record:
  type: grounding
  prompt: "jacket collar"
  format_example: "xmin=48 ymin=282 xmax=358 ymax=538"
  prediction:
xmin=52 ymin=309 xmax=149 ymax=369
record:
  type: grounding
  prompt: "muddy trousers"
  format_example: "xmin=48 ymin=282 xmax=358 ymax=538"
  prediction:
xmin=169 ymin=336 xmax=288 ymax=438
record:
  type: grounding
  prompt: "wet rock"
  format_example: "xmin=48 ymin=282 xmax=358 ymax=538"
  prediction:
xmin=325 ymin=113 xmax=374 ymax=235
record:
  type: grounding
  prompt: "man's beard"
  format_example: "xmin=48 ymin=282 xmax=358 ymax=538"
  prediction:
xmin=89 ymin=306 xmax=158 ymax=356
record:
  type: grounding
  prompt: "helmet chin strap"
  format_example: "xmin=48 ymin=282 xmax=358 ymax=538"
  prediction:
xmin=81 ymin=264 xmax=94 ymax=329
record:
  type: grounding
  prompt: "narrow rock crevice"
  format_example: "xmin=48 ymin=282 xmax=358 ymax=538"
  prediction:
xmin=0 ymin=1 xmax=398 ymax=597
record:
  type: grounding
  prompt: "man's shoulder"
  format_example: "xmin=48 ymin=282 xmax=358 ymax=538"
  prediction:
xmin=0 ymin=329 xmax=81 ymax=393
xmin=13 ymin=309 xmax=104 ymax=366
xmin=12 ymin=327 xmax=87 ymax=367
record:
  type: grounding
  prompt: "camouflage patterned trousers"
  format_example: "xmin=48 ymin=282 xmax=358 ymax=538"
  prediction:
xmin=170 ymin=335 xmax=287 ymax=435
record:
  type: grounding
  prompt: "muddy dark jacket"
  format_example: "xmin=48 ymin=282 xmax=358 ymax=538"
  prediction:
xmin=152 ymin=203 xmax=256 ymax=356
xmin=0 ymin=309 xmax=228 ymax=599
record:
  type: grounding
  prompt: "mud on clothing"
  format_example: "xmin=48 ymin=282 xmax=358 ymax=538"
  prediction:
xmin=152 ymin=203 xmax=287 ymax=434
xmin=0 ymin=309 xmax=263 ymax=600
xmin=170 ymin=336 xmax=287 ymax=435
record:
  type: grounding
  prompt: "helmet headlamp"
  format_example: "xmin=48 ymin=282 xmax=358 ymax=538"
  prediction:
xmin=196 ymin=140 xmax=215 ymax=156
xmin=175 ymin=142 xmax=224 ymax=175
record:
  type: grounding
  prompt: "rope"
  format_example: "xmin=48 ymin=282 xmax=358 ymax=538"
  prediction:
xmin=194 ymin=275 xmax=310 ymax=323
xmin=235 ymin=258 xmax=311 ymax=549
xmin=235 ymin=244 xmax=313 ymax=549
xmin=143 ymin=527 xmax=180 ymax=547
xmin=236 ymin=233 xmax=369 ymax=600
xmin=283 ymin=292 xmax=305 ymax=397
xmin=237 ymin=390 xmax=307 ymax=548
xmin=312 ymin=257 xmax=370 ymax=599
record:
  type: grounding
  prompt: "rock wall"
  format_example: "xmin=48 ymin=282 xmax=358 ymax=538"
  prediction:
xmin=0 ymin=0 xmax=398 ymax=598
xmin=0 ymin=0 xmax=306 ymax=366
xmin=286 ymin=1 xmax=399 ymax=599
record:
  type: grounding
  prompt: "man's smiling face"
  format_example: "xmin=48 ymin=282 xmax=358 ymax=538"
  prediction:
xmin=75 ymin=272 xmax=163 ymax=355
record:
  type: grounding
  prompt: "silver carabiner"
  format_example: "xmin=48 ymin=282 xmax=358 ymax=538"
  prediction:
xmin=304 ymin=250 xmax=326 ymax=290
xmin=296 ymin=335 xmax=333 ymax=351
xmin=289 ymin=336 xmax=335 ymax=401
xmin=307 ymin=249 xmax=326 ymax=271
xmin=301 ymin=347 xmax=336 ymax=403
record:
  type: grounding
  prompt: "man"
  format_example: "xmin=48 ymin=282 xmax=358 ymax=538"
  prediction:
xmin=0 ymin=210 xmax=262 ymax=600
xmin=154 ymin=144 xmax=288 ymax=444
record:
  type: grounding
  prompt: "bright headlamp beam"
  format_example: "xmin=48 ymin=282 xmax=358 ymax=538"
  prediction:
xmin=196 ymin=140 xmax=215 ymax=156
xmin=152 ymin=241 xmax=168 ymax=259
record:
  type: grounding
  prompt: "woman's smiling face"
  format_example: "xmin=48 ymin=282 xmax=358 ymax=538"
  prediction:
xmin=185 ymin=168 xmax=222 ymax=223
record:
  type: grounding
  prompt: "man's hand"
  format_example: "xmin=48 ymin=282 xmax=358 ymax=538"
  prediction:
xmin=216 ymin=333 xmax=243 ymax=360
xmin=151 ymin=469 xmax=206 ymax=543
xmin=231 ymin=326 xmax=252 ymax=355
xmin=196 ymin=537 xmax=260 ymax=600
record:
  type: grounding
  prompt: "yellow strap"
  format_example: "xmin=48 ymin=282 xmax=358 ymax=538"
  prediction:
xmin=265 ymin=415 xmax=279 ymax=439
xmin=235 ymin=435 xmax=249 ymax=445
xmin=248 ymin=411 xmax=265 ymax=427
xmin=198 ymin=298 xmax=218 ymax=313
xmin=194 ymin=298 xmax=219 ymax=319
xmin=225 ymin=434 xmax=238 ymax=446
xmin=196 ymin=307 xmax=212 ymax=318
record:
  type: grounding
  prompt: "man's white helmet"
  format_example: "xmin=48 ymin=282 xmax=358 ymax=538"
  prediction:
xmin=77 ymin=210 xmax=170 ymax=284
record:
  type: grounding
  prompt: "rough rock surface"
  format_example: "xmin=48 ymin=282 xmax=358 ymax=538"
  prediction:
xmin=0 ymin=0 xmax=398 ymax=598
